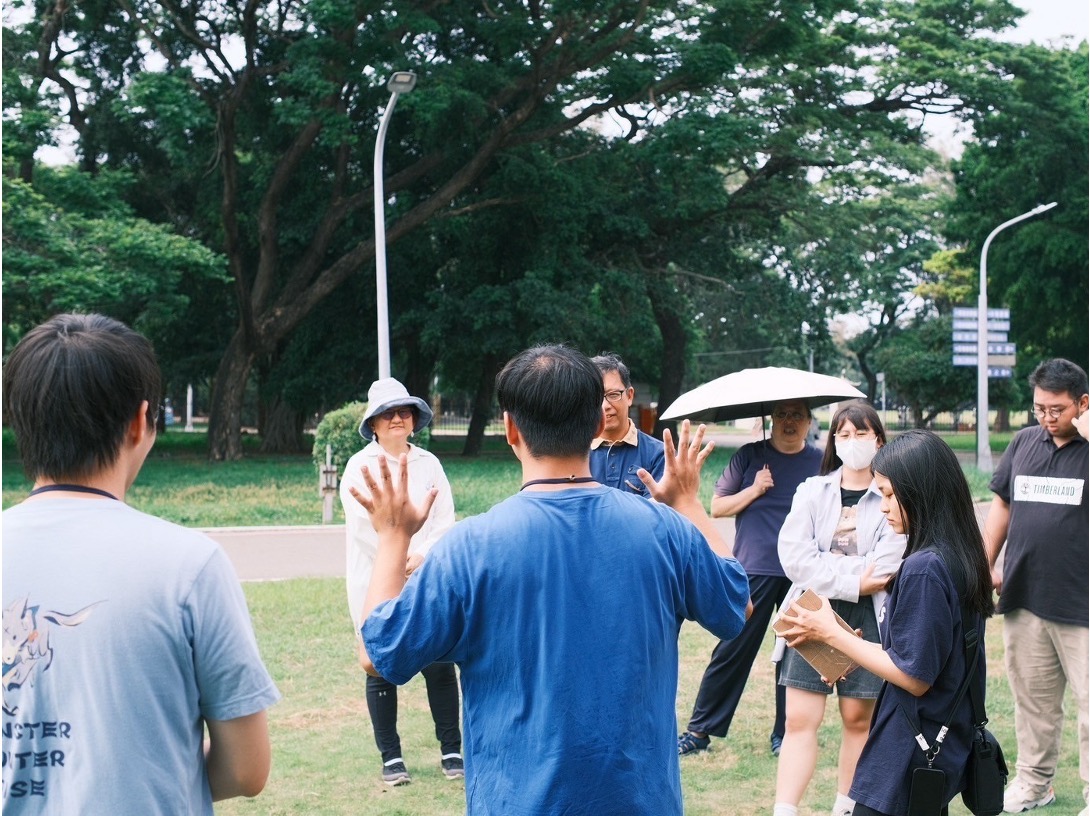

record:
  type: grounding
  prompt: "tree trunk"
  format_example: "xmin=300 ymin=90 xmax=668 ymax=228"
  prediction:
xmin=462 ymin=354 xmax=501 ymax=457
xmin=260 ymin=396 xmax=307 ymax=453
xmin=910 ymin=403 xmax=923 ymax=428
xmin=402 ymin=336 xmax=435 ymax=405
xmin=207 ymin=330 xmax=256 ymax=461
xmin=855 ymin=352 xmax=877 ymax=403
xmin=651 ymin=292 xmax=687 ymax=440
xmin=995 ymin=404 xmax=1011 ymax=432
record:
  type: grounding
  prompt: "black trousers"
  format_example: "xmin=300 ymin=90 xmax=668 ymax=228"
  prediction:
xmin=853 ymin=804 xmax=948 ymax=816
xmin=686 ymin=574 xmax=791 ymax=739
xmin=366 ymin=662 xmax=462 ymax=763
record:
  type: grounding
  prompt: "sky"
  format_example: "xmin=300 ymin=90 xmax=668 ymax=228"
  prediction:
xmin=921 ymin=0 xmax=1088 ymax=157
xmin=1003 ymin=0 xmax=1089 ymax=44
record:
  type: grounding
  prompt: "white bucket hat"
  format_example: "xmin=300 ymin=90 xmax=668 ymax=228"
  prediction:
xmin=358 ymin=378 xmax=434 ymax=441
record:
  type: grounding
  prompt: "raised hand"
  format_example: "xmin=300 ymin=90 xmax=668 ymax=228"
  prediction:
xmin=349 ymin=453 xmax=437 ymax=541
xmin=638 ymin=419 xmax=715 ymax=509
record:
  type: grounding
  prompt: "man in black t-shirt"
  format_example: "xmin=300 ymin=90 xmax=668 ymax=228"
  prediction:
xmin=984 ymin=359 xmax=1088 ymax=815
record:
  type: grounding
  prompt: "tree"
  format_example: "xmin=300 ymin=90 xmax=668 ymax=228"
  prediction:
xmin=873 ymin=314 xmax=975 ymax=427
xmin=6 ymin=0 xmax=1030 ymax=458
xmin=12 ymin=0 xmax=771 ymax=459
xmin=947 ymin=42 xmax=1089 ymax=370
xmin=1 ymin=167 xmax=230 ymax=382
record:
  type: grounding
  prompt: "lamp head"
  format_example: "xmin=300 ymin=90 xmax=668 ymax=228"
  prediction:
xmin=387 ymin=72 xmax=417 ymax=94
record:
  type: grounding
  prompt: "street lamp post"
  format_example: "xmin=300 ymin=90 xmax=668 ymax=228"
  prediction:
xmin=373 ymin=71 xmax=417 ymax=380
xmin=976 ymin=201 xmax=1057 ymax=472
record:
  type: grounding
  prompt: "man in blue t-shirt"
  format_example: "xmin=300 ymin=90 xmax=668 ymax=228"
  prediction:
xmin=678 ymin=400 xmax=822 ymax=758
xmin=354 ymin=344 xmax=750 ymax=816
xmin=588 ymin=352 xmax=665 ymax=497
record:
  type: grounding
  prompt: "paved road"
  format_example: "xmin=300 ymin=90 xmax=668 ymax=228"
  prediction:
xmin=203 ymin=525 xmax=346 ymax=581
xmin=205 ymin=423 xmax=986 ymax=582
xmin=206 ymin=517 xmax=738 ymax=582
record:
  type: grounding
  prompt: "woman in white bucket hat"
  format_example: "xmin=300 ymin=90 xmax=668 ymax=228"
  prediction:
xmin=339 ymin=378 xmax=463 ymax=786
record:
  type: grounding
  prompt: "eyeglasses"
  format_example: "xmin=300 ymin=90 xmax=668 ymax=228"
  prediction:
xmin=377 ymin=407 xmax=414 ymax=422
xmin=603 ymin=390 xmax=628 ymax=404
xmin=1032 ymin=403 xmax=1074 ymax=420
xmin=772 ymin=410 xmax=807 ymax=422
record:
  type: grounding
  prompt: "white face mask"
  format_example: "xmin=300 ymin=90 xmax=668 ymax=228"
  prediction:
xmin=835 ymin=437 xmax=878 ymax=471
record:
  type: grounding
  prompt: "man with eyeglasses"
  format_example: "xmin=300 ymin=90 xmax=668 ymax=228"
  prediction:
xmin=679 ymin=399 xmax=822 ymax=758
xmin=589 ymin=353 xmax=665 ymax=497
xmin=983 ymin=359 xmax=1089 ymax=815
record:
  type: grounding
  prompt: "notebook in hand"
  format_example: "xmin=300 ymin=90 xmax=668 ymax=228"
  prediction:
xmin=772 ymin=588 xmax=860 ymax=681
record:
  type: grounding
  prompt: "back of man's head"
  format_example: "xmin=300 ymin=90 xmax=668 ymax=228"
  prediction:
xmin=1029 ymin=358 xmax=1088 ymax=400
xmin=496 ymin=344 xmax=604 ymax=458
xmin=3 ymin=313 xmax=161 ymax=483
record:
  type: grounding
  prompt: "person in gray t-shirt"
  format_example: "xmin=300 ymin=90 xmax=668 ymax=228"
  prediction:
xmin=2 ymin=314 xmax=280 ymax=814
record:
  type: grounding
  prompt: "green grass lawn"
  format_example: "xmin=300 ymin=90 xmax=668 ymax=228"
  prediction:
xmin=1 ymin=428 xmax=737 ymax=524
xmin=1 ymin=426 xmax=1004 ymax=523
xmin=2 ymin=427 xmax=1081 ymax=813
xmin=218 ymin=578 xmax=1085 ymax=816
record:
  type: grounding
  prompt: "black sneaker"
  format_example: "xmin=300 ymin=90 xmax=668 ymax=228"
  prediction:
xmin=770 ymin=733 xmax=783 ymax=757
xmin=678 ymin=731 xmax=710 ymax=756
xmin=382 ymin=759 xmax=411 ymax=787
xmin=441 ymin=753 xmax=465 ymax=780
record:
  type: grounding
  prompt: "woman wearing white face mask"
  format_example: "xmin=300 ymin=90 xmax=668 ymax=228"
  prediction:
xmin=772 ymin=402 xmax=907 ymax=816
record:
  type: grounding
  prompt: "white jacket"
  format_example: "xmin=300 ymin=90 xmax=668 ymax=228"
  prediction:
xmin=773 ymin=468 xmax=906 ymax=661
xmin=340 ymin=441 xmax=456 ymax=629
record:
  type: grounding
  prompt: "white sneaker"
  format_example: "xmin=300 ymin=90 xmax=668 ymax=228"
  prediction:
xmin=1003 ymin=778 xmax=1056 ymax=813
xmin=831 ymin=795 xmax=855 ymax=816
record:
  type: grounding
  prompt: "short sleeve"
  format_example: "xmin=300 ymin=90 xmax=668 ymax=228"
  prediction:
xmin=186 ymin=548 xmax=280 ymax=721
xmin=363 ymin=544 xmax=467 ymax=684
xmin=714 ymin=447 xmax=750 ymax=497
xmin=680 ymin=523 xmax=749 ymax=641
xmin=884 ymin=566 xmax=955 ymax=686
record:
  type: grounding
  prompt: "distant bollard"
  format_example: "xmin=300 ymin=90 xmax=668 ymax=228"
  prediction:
xmin=320 ymin=444 xmax=339 ymax=524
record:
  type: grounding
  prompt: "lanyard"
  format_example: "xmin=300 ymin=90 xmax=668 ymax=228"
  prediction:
xmin=28 ymin=484 xmax=119 ymax=501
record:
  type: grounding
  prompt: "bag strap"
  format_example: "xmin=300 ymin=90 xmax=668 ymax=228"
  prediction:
xmin=962 ymin=604 xmax=989 ymax=730
xmin=898 ymin=603 xmax=983 ymax=764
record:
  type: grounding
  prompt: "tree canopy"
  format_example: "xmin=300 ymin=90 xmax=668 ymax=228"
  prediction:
xmin=947 ymin=41 xmax=1089 ymax=370
xmin=6 ymin=0 xmax=1083 ymax=455
xmin=1 ymin=166 xmax=231 ymax=385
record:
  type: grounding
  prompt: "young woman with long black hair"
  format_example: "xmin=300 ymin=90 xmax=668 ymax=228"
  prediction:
xmin=778 ymin=429 xmax=995 ymax=816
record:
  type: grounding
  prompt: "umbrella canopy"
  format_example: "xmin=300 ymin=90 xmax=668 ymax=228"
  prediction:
xmin=660 ymin=366 xmax=867 ymax=424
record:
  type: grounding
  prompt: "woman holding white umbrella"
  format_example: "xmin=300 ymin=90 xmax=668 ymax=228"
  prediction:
xmin=668 ymin=367 xmax=867 ymax=760
xmin=678 ymin=398 xmax=823 ymax=757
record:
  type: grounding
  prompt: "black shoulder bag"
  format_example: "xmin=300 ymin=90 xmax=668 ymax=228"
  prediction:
xmin=959 ymin=610 xmax=1008 ymax=816
xmin=900 ymin=608 xmax=1008 ymax=816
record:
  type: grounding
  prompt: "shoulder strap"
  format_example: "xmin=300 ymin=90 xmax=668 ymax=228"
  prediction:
xmin=962 ymin=604 xmax=989 ymax=730
xmin=898 ymin=603 xmax=985 ymax=763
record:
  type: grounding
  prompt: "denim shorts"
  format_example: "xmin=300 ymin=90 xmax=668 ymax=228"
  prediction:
xmin=779 ymin=597 xmax=882 ymax=698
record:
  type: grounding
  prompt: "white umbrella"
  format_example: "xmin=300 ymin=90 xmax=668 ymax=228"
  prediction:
xmin=660 ymin=366 xmax=866 ymax=424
